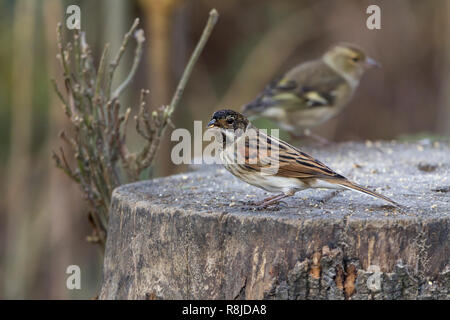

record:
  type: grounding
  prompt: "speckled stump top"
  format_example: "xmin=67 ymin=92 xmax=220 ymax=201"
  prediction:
xmin=100 ymin=141 xmax=449 ymax=300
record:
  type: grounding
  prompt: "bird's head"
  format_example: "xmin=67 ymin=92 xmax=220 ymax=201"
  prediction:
xmin=323 ymin=43 xmax=380 ymax=81
xmin=207 ymin=109 xmax=249 ymax=132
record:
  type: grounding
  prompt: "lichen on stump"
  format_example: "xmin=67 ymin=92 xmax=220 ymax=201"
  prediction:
xmin=100 ymin=141 xmax=449 ymax=300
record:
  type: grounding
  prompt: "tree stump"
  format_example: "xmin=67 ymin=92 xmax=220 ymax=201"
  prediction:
xmin=100 ymin=141 xmax=449 ymax=300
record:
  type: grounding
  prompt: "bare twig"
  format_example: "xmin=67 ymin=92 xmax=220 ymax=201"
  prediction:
xmin=110 ymin=18 xmax=140 ymax=76
xmin=168 ymin=9 xmax=219 ymax=116
xmin=141 ymin=9 xmax=219 ymax=172
xmin=52 ymin=10 xmax=219 ymax=250
xmin=111 ymin=29 xmax=145 ymax=99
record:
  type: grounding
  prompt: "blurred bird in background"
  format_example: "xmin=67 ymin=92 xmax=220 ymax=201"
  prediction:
xmin=242 ymin=43 xmax=380 ymax=144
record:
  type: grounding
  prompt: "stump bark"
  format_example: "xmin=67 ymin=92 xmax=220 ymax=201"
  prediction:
xmin=100 ymin=141 xmax=449 ymax=300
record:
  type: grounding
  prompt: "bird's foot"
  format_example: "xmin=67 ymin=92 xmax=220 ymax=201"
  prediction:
xmin=256 ymin=194 xmax=290 ymax=207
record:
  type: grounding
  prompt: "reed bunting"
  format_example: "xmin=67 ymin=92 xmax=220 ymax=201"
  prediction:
xmin=242 ymin=43 xmax=380 ymax=143
xmin=207 ymin=109 xmax=400 ymax=208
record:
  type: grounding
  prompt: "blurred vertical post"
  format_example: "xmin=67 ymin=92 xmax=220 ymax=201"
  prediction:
xmin=43 ymin=0 xmax=80 ymax=299
xmin=104 ymin=0 xmax=128 ymax=93
xmin=437 ymin=1 xmax=450 ymax=136
xmin=139 ymin=0 xmax=178 ymax=177
xmin=4 ymin=0 xmax=36 ymax=298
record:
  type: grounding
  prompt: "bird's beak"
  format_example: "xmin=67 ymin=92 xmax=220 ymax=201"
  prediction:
xmin=364 ymin=57 xmax=381 ymax=69
xmin=207 ymin=119 xmax=217 ymax=128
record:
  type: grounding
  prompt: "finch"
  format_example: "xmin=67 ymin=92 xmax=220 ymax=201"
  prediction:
xmin=242 ymin=43 xmax=380 ymax=143
xmin=207 ymin=109 xmax=400 ymax=208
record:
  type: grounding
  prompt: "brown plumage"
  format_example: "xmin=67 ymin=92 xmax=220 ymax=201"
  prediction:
xmin=207 ymin=109 xmax=401 ymax=208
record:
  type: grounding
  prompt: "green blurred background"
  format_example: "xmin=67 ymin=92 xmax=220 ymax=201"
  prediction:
xmin=0 ymin=0 xmax=449 ymax=299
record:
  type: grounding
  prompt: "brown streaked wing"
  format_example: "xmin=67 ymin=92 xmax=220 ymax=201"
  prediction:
xmin=235 ymin=128 xmax=343 ymax=180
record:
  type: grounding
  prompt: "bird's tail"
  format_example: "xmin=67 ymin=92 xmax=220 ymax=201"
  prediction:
xmin=326 ymin=178 xmax=402 ymax=208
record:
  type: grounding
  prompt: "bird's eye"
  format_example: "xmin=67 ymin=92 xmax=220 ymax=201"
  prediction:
xmin=226 ymin=118 xmax=234 ymax=124
xmin=351 ymin=57 xmax=360 ymax=62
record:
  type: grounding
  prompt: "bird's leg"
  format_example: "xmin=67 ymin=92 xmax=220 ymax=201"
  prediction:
xmin=256 ymin=191 xmax=294 ymax=207
xmin=255 ymin=194 xmax=281 ymax=205
xmin=260 ymin=194 xmax=290 ymax=207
